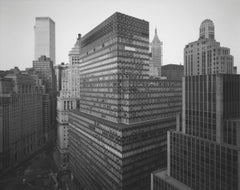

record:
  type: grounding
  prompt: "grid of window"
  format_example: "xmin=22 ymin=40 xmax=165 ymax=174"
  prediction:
xmin=0 ymin=74 xmax=45 ymax=170
xmin=185 ymin=75 xmax=217 ymax=141
xmin=222 ymin=75 xmax=240 ymax=118
xmin=184 ymin=74 xmax=240 ymax=144
xmin=33 ymin=56 xmax=56 ymax=92
xmin=152 ymin=174 xmax=183 ymax=190
xmin=69 ymin=110 xmax=176 ymax=190
xmin=223 ymin=120 xmax=239 ymax=146
xmin=78 ymin=12 xmax=181 ymax=126
xmin=170 ymin=131 xmax=238 ymax=190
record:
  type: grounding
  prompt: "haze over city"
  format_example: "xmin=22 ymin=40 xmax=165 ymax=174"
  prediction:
xmin=1 ymin=0 xmax=240 ymax=190
xmin=0 ymin=0 xmax=239 ymax=72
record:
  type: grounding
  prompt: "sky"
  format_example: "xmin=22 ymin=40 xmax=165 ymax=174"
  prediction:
xmin=0 ymin=0 xmax=240 ymax=72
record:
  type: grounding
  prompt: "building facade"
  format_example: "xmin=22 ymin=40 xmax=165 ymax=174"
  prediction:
xmin=34 ymin=17 xmax=55 ymax=64
xmin=161 ymin=64 xmax=184 ymax=81
xmin=56 ymin=35 xmax=81 ymax=169
xmin=184 ymin=19 xmax=234 ymax=76
xmin=33 ymin=56 xmax=56 ymax=92
xmin=149 ymin=29 xmax=163 ymax=78
xmin=152 ymin=20 xmax=240 ymax=190
xmin=0 ymin=70 xmax=45 ymax=171
xmin=33 ymin=55 xmax=57 ymax=142
xmin=54 ymin=63 xmax=67 ymax=93
xmin=68 ymin=12 xmax=182 ymax=190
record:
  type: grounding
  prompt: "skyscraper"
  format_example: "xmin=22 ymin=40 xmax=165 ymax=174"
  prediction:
xmin=184 ymin=19 xmax=234 ymax=76
xmin=34 ymin=17 xmax=55 ymax=64
xmin=68 ymin=12 xmax=182 ymax=190
xmin=151 ymin=20 xmax=240 ymax=190
xmin=56 ymin=35 xmax=81 ymax=169
xmin=33 ymin=55 xmax=57 ymax=142
xmin=149 ymin=28 xmax=162 ymax=78
xmin=33 ymin=17 xmax=57 ymax=143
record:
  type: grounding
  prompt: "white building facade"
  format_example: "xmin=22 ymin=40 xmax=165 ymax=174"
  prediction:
xmin=184 ymin=19 xmax=234 ymax=76
xmin=56 ymin=35 xmax=81 ymax=169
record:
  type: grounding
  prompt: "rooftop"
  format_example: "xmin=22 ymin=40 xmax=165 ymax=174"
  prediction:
xmin=153 ymin=169 xmax=193 ymax=190
xmin=35 ymin=17 xmax=55 ymax=23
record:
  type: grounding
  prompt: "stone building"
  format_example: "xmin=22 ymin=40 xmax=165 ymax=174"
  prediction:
xmin=0 ymin=69 xmax=45 ymax=171
xmin=152 ymin=19 xmax=239 ymax=190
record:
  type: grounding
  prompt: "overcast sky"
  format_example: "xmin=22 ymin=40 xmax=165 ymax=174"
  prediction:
xmin=0 ymin=0 xmax=239 ymax=72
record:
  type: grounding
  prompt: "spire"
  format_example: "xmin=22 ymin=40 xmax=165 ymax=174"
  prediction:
xmin=152 ymin=27 xmax=161 ymax=44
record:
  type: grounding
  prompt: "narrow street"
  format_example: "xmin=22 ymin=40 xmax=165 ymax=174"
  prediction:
xmin=1 ymin=144 xmax=59 ymax=190
xmin=0 ymin=143 xmax=77 ymax=190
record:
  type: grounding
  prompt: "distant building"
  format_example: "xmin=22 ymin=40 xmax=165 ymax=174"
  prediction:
xmin=68 ymin=12 xmax=182 ymax=190
xmin=34 ymin=17 xmax=55 ymax=64
xmin=233 ymin=66 xmax=237 ymax=74
xmin=149 ymin=28 xmax=163 ymax=78
xmin=152 ymin=19 xmax=240 ymax=190
xmin=54 ymin=63 xmax=67 ymax=93
xmin=161 ymin=64 xmax=184 ymax=81
xmin=33 ymin=55 xmax=57 ymax=142
xmin=56 ymin=35 xmax=81 ymax=170
xmin=68 ymin=34 xmax=81 ymax=98
xmin=0 ymin=69 xmax=45 ymax=171
xmin=33 ymin=56 xmax=56 ymax=92
xmin=184 ymin=19 xmax=234 ymax=76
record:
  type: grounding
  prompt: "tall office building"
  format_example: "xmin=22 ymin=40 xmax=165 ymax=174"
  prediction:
xmin=56 ymin=35 xmax=81 ymax=169
xmin=0 ymin=69 xmax=45 ymax=171
xmin=34 ymin=17 xmax=55 ymax=64
xmin=33 ymin=56 xmax=56 ymax=92
xmin=151 ymin=20 xmax=240 ymax=190
xmin=68 ymin=12 xmax=182 ymax=190
xmin=184 ymin=19 xmax=234 ymax=76
xmin=149 ymin=28 xmax=162 ymax=78
xmin=33 ymin=55 xmax=57 ymax=142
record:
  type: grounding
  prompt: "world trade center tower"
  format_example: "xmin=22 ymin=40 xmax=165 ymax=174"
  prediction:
xmin=34 ymin=17 xmax=55 ymax=64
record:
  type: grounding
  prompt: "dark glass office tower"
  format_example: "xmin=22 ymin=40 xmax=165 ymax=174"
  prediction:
xmin=69 ymin=12 xmax=182 ymax=190
xmin=151 ymin=20 xmax=240 ymax=190
xmin=33 ymin=55 xmax=57 ymax=142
